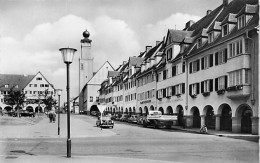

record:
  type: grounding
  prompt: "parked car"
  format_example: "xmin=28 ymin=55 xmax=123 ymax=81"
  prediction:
xmin=96 ymin=116 xmax=114 ymax=128
xmin=20 ymin=110 xmax=35 ymax=117
xmin=115 ymin=114 xmax=122 ymax=121
xmin=8 ymin=111 xmax=17 ymax=117
xmin=119 ymin=114 xmax=129 ymax=122
xmin=91 ymin=111 xmax=99 ymax=116
xmin=128 ymin=115 xmax=138 ymax=123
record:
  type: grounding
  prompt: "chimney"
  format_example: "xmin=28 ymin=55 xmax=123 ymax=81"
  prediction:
xmin=146 ymin=46 xmax=152 ymax=53
xmin=185 ymin=20 xmax=195 ymax=30
xmin=223 ymin=0 xmax=233 ymax=7
xmin=207 ymin=10 xmax=212 ymax=15
xmin=156 ymin=41 xmax=160 ymax=46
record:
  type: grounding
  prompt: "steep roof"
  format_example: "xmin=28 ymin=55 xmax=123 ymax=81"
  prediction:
xmin=128 ymin=57 xmax=144 ymax=67
xmin=107 ymin=71 xmax=119 ymax=78
xmin=0 ymin=74 xmax=34 ymax=91
xmin=186 ymin=0 xmax=259 ymax=57
xmin=167 ymin=30 xmax=193 ymax=43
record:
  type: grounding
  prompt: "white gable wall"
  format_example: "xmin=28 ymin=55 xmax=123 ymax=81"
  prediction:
xmin=80 ymin=62 xmax=114 ymax=114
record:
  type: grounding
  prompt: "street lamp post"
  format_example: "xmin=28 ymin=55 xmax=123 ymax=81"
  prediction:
xmin=59 ymin=47 xmax=77 ymax=158
xmin=56 ymin=89 xmax=62 ymax=135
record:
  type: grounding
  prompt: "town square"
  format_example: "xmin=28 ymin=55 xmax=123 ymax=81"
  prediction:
xmin=0 ymin=0 xmax=259 ymax=162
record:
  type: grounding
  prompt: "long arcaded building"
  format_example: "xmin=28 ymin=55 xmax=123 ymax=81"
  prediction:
xmin=97 ymin=0 xmax=259 ymax=135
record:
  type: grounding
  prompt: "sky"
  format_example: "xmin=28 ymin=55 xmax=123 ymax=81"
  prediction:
xmin=0 ymin=0 xmax=222 ymax=104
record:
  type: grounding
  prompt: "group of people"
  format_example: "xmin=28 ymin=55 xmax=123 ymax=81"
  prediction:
xmin=48 ymin=110 xmax=56 ymax=123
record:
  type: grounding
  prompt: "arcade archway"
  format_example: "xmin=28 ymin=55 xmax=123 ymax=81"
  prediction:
xmin=158 ymin=107 xmax=164 ymax=115
xmin=166 ymin=106 xmax=173 ymax=115
xmin=176 ymin=105 xmax=184 ymax=126
xmin=204 ymin=105 xmax=215 ymax=129
xmin=26 ymin=106 xmax=34 ymax=112
xmin=190 ymin=106 xmax=200 ymax=128
xmin=220 ymin=104 xmax=232 ymax=131
xmin=236 ymin=104 xmax=252 ymax=133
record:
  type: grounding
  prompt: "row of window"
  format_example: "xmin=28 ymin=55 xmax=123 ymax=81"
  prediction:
xmin=157 ymin=83 xmax=185 ymax=99
xmin=100 ymin=68 xmax=250 ymax=103
xmin=0 ymin=90 xmax=54 ymax=95
xmin=125 ymin=93 xmax=137 ymax=102
xmin=137 ymin=89 xmax=155 ymax=101
xmin=124 ymin=80 xmax=136 ymax=90
xmin=189 ymin=69 xmax=249 ymax=96
xmin=208 ymin=14 xmax=250 ymax=45
xmin=29 ymin=84 xmax=49 ymax=87
xmin=3 ymin=84 xmax=19 ymax=89
xmin=157 ymin=62 xmax=186 ymax=82
xmin=137 ymin=73 xmax=156 ymax=87
xmin=24 ymin=91 xmax=54 ymax=95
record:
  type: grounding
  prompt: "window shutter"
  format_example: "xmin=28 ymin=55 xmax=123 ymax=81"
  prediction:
xmin=215 ymin=78 xmax=219 ymax=91
xmin=182 ymin=83 xmax=185 ymax=94
xmin=189 ymin=62 xmax=192 ymax=73
xmin=196 ymin=83 xmax=200 ymax=94
xmin=189 ymin=85 xmax=192 ymax=96
xmin=182 ymin=62 xmax=185 ymax=73
xmin=215 ymin=52 xmax=219 ymax=65
xmin=172 ymin=66 xmax=176 ymax=76
xmin=172 ymin=86 xmax=176 ymax=95
xmin=163 ymin=70 xmax=166 ymax=80
xmin=163 ymin=89 xmax=166 ymax=97
xmin=201 ymin=58 xmax=205 ymax=70
xmin=209 ymin=54 xmax=213 ymax=67
xmin=225 ymin=75 xmax=228 ymax=89
xmin=224 ymin=48 xmax=228 ymax=63
xmin=197 ymin=60 xmax=200 ymax=71
xmin=201 ymin=81 xmax=204 ymax=93
xmin=210 ymin=79 xmax=213 ymax=92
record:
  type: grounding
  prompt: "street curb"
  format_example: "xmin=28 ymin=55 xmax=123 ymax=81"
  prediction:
xmin=171 ymin=126 xmax=259 ymax=142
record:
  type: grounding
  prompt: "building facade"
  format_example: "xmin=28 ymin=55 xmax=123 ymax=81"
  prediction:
xmin=98 ymin=0 xmax=259 ymax=135
xmin=0 ymin=72 xmax=56 ymax=113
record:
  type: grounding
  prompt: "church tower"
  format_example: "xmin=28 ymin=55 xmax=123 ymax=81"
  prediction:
xmin=79 ymin=29 xmax=93 ymax=94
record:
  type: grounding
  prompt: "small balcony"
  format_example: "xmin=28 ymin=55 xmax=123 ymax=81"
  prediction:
xmin=226 ymin=85 xmax=250 ymax=99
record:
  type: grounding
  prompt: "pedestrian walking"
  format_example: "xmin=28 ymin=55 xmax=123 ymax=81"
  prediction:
xmin=49 ymin=112 xmax=53 ymax=123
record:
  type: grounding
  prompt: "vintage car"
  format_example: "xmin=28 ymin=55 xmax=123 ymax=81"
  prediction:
xmin=96 ymin=116 xmax=114 ymax=128
xmin=128 ymin=115 xmax=138 ymax=123
xmin=20 ymin=110 xmax=35 ymax=117
xmin=119 ymin=114 xmax=129 ymax=122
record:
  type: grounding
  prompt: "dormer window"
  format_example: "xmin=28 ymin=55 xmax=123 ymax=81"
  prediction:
xmin=166 ymin=48 xmax=172 ymax=61
xmin=15 ymin=85 xmax=18 ymax=88
xmin=208 ymin=32 xmax=214 ymax=43
xmin=197 ymin=38 xmax=202 ymax=48
xmin=222 ymin=24 xmax=228 ymax=36
xmin=237 ymin=15 xmax=246 ymax=29
xmin=4 ymin=84 xmax=8 ymax=88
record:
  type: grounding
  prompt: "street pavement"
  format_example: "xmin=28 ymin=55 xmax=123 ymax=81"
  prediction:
xmin=0 ymin=114 xmax=258 ymax=163
xmin=0 ymin=115 xmax=175 ymax=163
xmin=0 ymin=114 xmax=115 ymax=139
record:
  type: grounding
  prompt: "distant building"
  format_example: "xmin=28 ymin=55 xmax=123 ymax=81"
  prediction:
xmin=0 ymin=72 xmax=56 ymax=112
xmin=78 ymin=30 xmax=114 ymax=114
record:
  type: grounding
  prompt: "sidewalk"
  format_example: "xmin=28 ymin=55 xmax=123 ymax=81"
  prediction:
xmin=171 ymin=125 xmax=259 ymax=142
xmin=1 ymin=155 xmax=176 ymax=163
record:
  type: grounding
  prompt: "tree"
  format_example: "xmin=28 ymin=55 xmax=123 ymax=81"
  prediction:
xmin=4 ymin=88 xmax=25 ymax=117
xmin=42 ymin=95 xmax=57 ymax=111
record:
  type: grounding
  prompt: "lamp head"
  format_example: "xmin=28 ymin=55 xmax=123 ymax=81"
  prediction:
xmin=56 ymin=89 xmax=62 ymax=96
xmin=59 ymin=47 xmax=77 ymax=64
